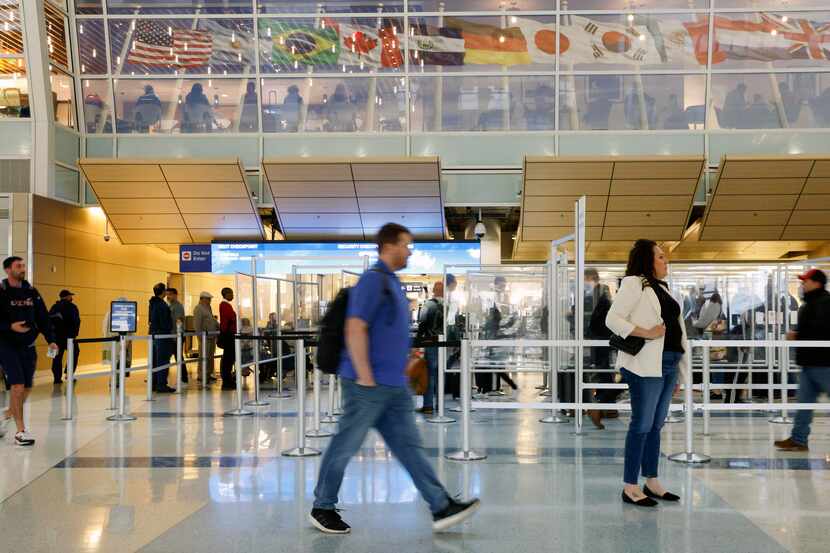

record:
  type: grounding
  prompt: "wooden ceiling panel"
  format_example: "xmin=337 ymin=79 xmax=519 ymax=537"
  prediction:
xmin=700 ymin=226 xmax=783 ymax=241
xmin=358 ymin=197 xmax=442 ymax=213
xmin=107 ymin=213 xmax=185 ymax=229
xmin=117 ymin=229 xmax=192 ymax=244
xmin=361 ymin=212 xmax=443 ymax=228
xmin=716 ymin=178 xmax=806 ymax=196
xmin=802 ymin=178 xmax=830 ymax=195
xmin=277 ymin=197 xmax=360 ymax=213
xmin=177 ymin=198 xmax=255 ymax=213
xmin=405 ymin=228 xmax=446 ymax=239
xmin=706 ymin=211 xmax=791 ymax=226
xmin=161 ymin=163 xmax=242 ymax=182
xmin=610 ymin=179 xmax=697 ymax=196
xmin=167 ymin=181 xmax=249 ymax=198
xmin=181 ymin=213 xmax=261 ymax=229
xmin=523 ymin=226 xmax=603 ymax=241
xmin=606 ymin=196 xmax=691 ymax=212
xmin=786 ymin=211 xmax=830 ymax=225
xmin=604 ymin=212 xmax=687 ymax=227
xmin=524 ymin=195 xmax=608 ymax=212
xmin=281 ymin=228 xmax=365 ymax=239
xmin=526 ymin=161 xmax=613 ymax=180
xmin=92 ymin=181 xmax=171 ymax=198
xmin=525 ymin=180 xmax=610 ymax=197
xmin=612 ymin=160 xmax=701 ymax=179
xmin=809 ymin=160 xmax=830 ymax=177
xmin=264 ymin=162 xmax=353 ymax=182
xmin=270 ymin=181 xmax=356 ymax=198
xmin=280 ymin=213 xmax=363 ymax=228
xmin=795 ymin=195 xmax=830 ymax=210
xmin=710 ymin=195 xmax=798 ymax=212
xmin=99 ymin=198 xmax=179 ymax=215
xmin=523 ymin=211 xmax=606 ymax=227
xmin=781 ymin=226 xmax=830 ymax=240
xmin=82 ymin=163 xmax=164 ymax=182
xmin=352 ymin=162 xmax=439 ymax=181
xmin=355 ymin=181 xmax=439 ymax=197
xmin=188 ymin=228 xmax=266 ymax=241
xmin=721 ymin=159 xmax=814 ymax=179
xmin=601 ymin=226 xmax=684 ymax=241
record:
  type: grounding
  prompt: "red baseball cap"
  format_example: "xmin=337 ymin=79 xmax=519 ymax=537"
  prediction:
xmin=798 ymin=268 xmax=827 ymax=286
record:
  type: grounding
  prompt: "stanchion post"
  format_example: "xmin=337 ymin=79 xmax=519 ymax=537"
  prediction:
xmin=770 ymin=342 xmax=793 ymax=424
xmin=446 ymin=340 xmax=486 ymax=461
xmin=108 ymin=339 xmax=117 ymax=411
xmin=321 ymin=374 xmax=338 ymax=424
xmin=226 ymin=334 xmax=253 ymax=416
xmin=145 ymin=336 xmax=154 ymax=402
xmin=62 ymin=338 xmax=75 ymax=421
xmin=703 ymin=343 xmax=711 ymax=436
xmin=428 ymin=336 xmax=455 ymax=424
xmin=306 ymin=367 xmax=332 ymax=438
xmin=245 ymin=339 xmax=269 ymax=407
xmin=282 ymin=339 xmax=321 ymax=457
xmin=108 ymin=335 xmax=137 ymax=422
xmin=200 ymin=331 xmax=207 ymax=389
xmin=668 ymin=343 xmax=710 ymax=464
xmin=175 ymin=330 xmax=183 ymax=394
xmin=541 ymin=341 xmax=568 ymax=424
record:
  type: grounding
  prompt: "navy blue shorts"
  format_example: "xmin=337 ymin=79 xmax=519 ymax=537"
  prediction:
xmin=0 ymin=345 xmax=37 ymax=388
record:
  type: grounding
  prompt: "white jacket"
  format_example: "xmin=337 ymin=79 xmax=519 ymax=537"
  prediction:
xmin=605 ymin=275 xmax=690 ymax=380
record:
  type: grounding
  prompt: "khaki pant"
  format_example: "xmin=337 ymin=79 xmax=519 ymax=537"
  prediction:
xmin=198 ymin=336 xmax=217 ymax=379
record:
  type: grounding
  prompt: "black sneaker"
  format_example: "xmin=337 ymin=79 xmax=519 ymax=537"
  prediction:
xmin=309 ymin=508 xmax=351 ymax=534
xmin=432 ymin=498 xmax=481 ymax=532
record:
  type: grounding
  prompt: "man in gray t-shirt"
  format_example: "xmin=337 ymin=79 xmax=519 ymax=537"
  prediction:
xmin=166 ymin=287 xmax=187 ymax=382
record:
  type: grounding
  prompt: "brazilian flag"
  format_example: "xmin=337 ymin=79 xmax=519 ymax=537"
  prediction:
xmin=259 ymin=20 xmax=340 ymax=67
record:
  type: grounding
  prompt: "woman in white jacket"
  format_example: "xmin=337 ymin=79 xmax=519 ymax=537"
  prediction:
xmin=606 ymin=239 xmax=690 ymax=507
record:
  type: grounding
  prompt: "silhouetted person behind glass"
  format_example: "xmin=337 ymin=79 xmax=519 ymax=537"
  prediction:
xmin=812 ymin=87 xmax=830 ymax=126
xmin=624 ymin=87 xmax=655 ymax=129
xmin=183 ymin=83 xmax=212 ymax=133
xmin=282 ymin=84 xmax=303 ymax=132
xmin=661 ymin=94 xmax=687 ymax=129
xmin=326 ymin=83 xmax=355 ymax=131
xmin=134 ymin=84 xmax=161 ymax=132
xmin=744 ymin=93 xmax=777 ymax=128
xmin=585 ymin=81 xmax=612 ymax=130
xmin=722 ymin=83 xmax=747 ymax=128
xmin=778 ymin=82 xmax=801 ymax=124
xmin=240 ymin=81 xmax=258 ymax=132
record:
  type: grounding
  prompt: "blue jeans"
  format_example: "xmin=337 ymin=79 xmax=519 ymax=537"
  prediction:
xmin=621 ymin=351 xmax=681 ymax=485
xmin=791 ymin=366 xmax=830 ymax=445
xmin=423 ymin=347 xmax=439 ymax=411
xmin=152 ymin=338 xmax=174 ymax=390
xmin=313 ymin=379 xmax=450 ymax=514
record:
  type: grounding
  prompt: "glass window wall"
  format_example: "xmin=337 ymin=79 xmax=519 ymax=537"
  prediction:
xmin=1 ymin=2 xmax=29 ymax=119
xmin=51 ymin=66 xmax=76 ymax=128
xmin=81 ymin=78 xmax=112 ymax=132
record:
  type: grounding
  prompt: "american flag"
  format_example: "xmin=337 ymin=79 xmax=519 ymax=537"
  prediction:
xmin=127 ymin=21 xmax=213 ymax=68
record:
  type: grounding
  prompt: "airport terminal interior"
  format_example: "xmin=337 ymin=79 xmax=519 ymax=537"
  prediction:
xmin=3 ymin=0 xmax=830 ymax=551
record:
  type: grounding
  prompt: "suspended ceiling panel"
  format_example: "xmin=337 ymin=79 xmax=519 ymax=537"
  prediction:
xmin=514 ymin=155 xmax=703 ymax=261
xmin=79 ymin=158 xmax=264 ymax=245
xmin=700 ymin=155 xmax=830 ymax=241
xmin=263 ymin=157 xmax=445 ymax=240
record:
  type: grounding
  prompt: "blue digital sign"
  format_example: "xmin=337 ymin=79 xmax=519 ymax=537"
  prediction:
xmin=211 ymin=241 xmax=481 ymax=276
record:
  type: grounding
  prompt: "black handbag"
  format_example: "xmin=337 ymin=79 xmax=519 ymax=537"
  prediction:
xmin=609 ymin=334 xmax=646 ymax=356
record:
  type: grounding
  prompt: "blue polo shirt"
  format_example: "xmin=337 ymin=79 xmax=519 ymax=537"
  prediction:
xmin=339 ymin=261 xmax=410 ymax=387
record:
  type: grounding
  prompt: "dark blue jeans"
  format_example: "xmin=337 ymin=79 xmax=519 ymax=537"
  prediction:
xmin=152 ymin=338 xmax=174 ymax=390
xmin=313 ymin=379 xmax=450 ymax=514
xmin=621 ymin=351 xmax=681 ymax=485
xmin=791 ymin=366 xmax=830 ymax=445
xmin=423 ymin=347 xmax=439 ymax=411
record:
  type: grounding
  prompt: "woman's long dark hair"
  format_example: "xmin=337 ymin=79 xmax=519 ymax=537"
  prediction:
xmin=625 ymin=239 xmax=658 ymax=282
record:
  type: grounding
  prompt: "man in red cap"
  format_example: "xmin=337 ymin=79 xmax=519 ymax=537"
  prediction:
xmin=776 ymin=268 xmax=830 ymax=452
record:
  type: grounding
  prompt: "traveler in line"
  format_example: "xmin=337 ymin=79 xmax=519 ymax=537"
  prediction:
xmin=193 ymin=291 xmax=219 ymax=384
xmin=0 ymin=256 xmax=58 ymax=445
xmin=585 ymin=269 xmax=619 ymax=429
xmin=219 ymin=287 xmax=237 ymax=390
xmin=149 ymin=282 xmax=176 ymax=393
xmin=49 ymin=289 xmax=81 ymax=384
xmin=775 ymin=269 xmax=830 ymax=452
xmin=417 ymin=281 xmax=444 ymax=415
xmin=166 ymin=287 xmax=187 ymax=384
xmin=606 ymin=239 xmax=689 ymax=507
xmin=310 ymin=223 xmax=480 ymax=534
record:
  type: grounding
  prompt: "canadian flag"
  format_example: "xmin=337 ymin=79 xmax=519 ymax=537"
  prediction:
xmin=325 ymin=19 xmax=403 ymax=68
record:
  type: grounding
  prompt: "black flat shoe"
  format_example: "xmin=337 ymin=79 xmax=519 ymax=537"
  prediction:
xmin=622 ymin=490 xmax=657 ymax=507
xmin=643 ymin=485 xmax=680 ymax=502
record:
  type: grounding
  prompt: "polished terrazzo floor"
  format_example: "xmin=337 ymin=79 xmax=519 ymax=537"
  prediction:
xmin=0 ymin=371 xmax=828 ymax=553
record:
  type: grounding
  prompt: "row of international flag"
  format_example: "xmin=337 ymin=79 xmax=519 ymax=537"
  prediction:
xmin=117 ymin=13 xmax=830 ymax=72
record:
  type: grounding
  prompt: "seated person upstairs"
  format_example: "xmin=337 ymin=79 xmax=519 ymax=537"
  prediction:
xmin=134 ymin=85 xmax=162 ymax=132
xmin=183 ymin=83 xmax=213 ymax=132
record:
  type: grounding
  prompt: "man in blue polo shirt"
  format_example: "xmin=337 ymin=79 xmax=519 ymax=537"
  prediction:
xmin=310 ymin=223 xmax=480 ymax=534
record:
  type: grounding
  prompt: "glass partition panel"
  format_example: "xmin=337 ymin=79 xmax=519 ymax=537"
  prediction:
xmin=106 ymin=0 xmax=252 ymax=16
xmin=279 ymin=279 xmax=295 ymax=331
xmin=563 ymin=0 xmax=708 ymax=9
xmin=77 ymin=19 xmax=108 ymax=75
xmin=258 ymin=0 xmax=403 ymax=14
xmin=114 ymin=77 xmax=256 ymax=133
xmin=235 ymin=272 xmax=255 ymax=367
xmin=81 ymin=78 xmax=113 ymax=133
xmin=710 ymin=72 xmax=830 ymax=129
xmin=260 ymin=76 xmax=406 ymax=132
xmin=51 ymin=67 xmax=76 ymax=128
xmin=45 ymin=1 xmax=70 ymax=70
xmin=559 ymin=73 xmax=706 ymax=130
xmin=0 ymin=61 xmax=29 ymax=119
xmin=294 ymin=279 xmax=320 ymax=331
xmin=410 ymin=75 xmax=555 ymax=132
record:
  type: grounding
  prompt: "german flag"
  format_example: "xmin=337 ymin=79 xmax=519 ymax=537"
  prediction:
xmin=259 ymin=20 xmax=340 ymax=67
xmin=445 ymin=17 xmax=532 ymax=66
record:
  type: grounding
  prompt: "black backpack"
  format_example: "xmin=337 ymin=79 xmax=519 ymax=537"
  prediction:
xmin=316 ymin=269 xmax=393 ymax=375
xmin=589 ymin=293 xmax=612 ymax=339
